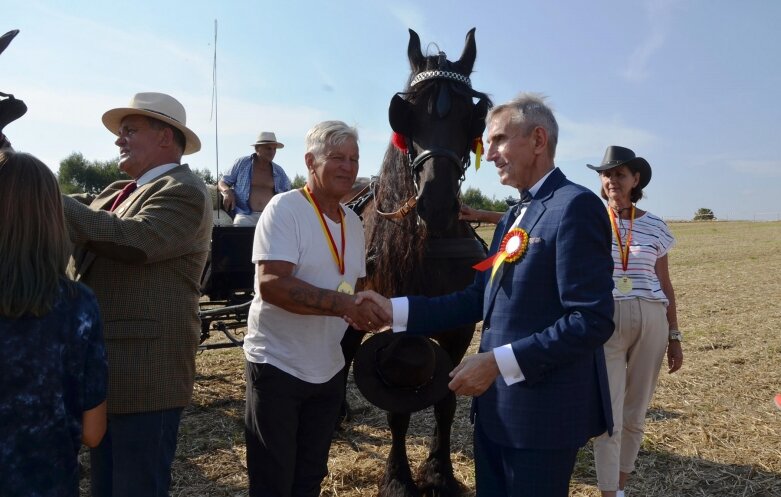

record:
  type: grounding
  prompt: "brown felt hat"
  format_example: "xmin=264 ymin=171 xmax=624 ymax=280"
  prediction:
xmin=353 ymin=333 xmax=452 ymax=413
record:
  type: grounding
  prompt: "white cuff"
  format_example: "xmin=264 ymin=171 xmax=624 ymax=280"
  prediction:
xmin=493 ymin=344 xmax=525 ymax=385
xmin=390 ymin=297 xmax=409 ymax=332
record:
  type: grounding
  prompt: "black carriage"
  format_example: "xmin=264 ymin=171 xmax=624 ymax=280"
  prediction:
xmin=198 ymin=225 xmax=256 ymax=350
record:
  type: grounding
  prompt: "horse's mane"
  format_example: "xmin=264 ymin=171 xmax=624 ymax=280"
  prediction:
xmin=364 ymin=144 xmax=426 ymax=297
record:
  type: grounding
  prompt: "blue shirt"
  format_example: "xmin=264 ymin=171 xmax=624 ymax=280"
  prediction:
xmin=220 ymin=154 xmax=292 ymax=215
xmin=0 ymin=280 xmax=107 ymax=497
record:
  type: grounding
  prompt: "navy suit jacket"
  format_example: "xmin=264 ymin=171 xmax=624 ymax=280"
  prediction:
xmin=407 ymin=168 xmax=614 ymax=449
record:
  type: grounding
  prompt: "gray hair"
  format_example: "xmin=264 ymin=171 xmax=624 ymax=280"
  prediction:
xmin=305 ymin=120 xmax=359 ymax=159
xmin=487 ymin=93 xmax=559 ymax=158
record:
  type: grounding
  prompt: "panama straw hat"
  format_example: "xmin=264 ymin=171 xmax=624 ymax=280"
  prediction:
xmin=102 ymin=92 xmax=201 ymax=155
xmin=251 ymin=131 xmax=284 ymax=148
xmin=353 ymin=333 xmax=453 ymax=413
xmin=587 ymin=145 xmax=652 ymax=190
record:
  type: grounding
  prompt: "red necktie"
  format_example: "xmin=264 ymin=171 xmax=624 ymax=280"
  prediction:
xmin=110 ymin=182 xmax=138 ymax=211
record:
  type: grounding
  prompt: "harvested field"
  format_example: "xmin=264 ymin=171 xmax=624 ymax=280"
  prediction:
xmin=81 ymin=221 xmax=781 ymax=496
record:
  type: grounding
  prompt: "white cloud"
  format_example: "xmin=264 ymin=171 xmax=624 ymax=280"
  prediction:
xmin=556 ymin=114 xmax=657 ymax=163
xmin=621 ymin=0 xmax=682 ymax=82
xmin=384 ymin=2 xmax=428 ymax=34
xmin=729 ymin=159 xmax=781 ymax=177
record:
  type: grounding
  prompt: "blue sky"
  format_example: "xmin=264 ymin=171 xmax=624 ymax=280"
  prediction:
xmin=4 ymin=0 xmax=780 ymax=220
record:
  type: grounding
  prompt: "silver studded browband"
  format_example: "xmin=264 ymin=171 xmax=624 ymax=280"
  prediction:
xmin=410 ymin=70 xmax=472 ymax=88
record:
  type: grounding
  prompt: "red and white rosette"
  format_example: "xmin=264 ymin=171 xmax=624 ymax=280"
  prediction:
xmin=472 ymin=228 xmax=530 ymax=282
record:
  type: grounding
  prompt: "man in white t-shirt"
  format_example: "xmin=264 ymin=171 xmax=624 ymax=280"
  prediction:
xmin=242 ymin=120 xmax=387 ymax=497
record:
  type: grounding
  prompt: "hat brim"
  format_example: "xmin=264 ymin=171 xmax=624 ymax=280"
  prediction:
xmin=252 ymin=141 xmax=284 ymax=149
xmin=102 ymin=107 xmax=201 ymax=155
xmin=353 ymin=332 xmax=453 ymax=413
xmin=586 ymin=157 xmax=651 ymax=190
xmin=0 ymin=30 xmax=19 ymax=56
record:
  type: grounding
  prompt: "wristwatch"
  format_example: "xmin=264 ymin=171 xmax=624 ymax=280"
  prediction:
xmin=669 ymin=329 xmax=683 ymax=342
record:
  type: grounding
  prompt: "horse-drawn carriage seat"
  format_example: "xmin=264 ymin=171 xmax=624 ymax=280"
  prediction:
xmin=199 ymin=226 xmax=256 ymax=301
xmin=197 ymin=224 xmax=256 ymax=349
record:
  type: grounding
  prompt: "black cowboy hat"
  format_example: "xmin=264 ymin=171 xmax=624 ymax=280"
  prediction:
xmin=587 ymin=145 xmax=652 ymax=190
xmin=353 ymin=333 xmax=453 ymax=413
xmin=0 ymin=30 xmax=19 ymax=56
xmin=1 ymin=30 xmax=27 ymax=140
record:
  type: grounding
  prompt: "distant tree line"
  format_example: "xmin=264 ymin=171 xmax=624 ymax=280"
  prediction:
xmin=56 ymin=154 xmax=509 ymax=213
xmin=57 ymin=152 xmax=216 ymax=194
xmin=461 ymin=186 xmax=509 ymax=212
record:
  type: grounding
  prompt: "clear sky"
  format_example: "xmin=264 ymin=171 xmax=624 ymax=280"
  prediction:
xmin=4 ymin=0 xmax=780 ymax=220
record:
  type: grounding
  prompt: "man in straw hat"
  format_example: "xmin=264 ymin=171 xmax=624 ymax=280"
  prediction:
xmin=219 ymin=131 xmax=292 ymax=226
xmin=62 ymin=92 xmax=212 ymax=496
xmin=353 ymin=93 xmax=615 ymax=497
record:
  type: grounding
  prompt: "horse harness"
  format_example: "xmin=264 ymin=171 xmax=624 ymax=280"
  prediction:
xmin=376 ymin=63 xmax=483 ymax=221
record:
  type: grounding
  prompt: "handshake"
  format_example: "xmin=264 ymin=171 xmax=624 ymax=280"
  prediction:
xmin=343 ymin=290 xmax=392 ymax=332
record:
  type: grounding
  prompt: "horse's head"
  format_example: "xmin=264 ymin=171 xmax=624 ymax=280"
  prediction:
xmin=388 ymin=28 xmax=490 ymax=234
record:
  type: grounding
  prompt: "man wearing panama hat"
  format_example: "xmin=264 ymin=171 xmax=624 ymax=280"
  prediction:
xmin=62 ymin=92 xmax=212 ymax=497
xmin=218 ymin=130 xmax=292 ymax=226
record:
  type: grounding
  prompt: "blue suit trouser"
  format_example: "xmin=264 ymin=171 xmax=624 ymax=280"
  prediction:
xmin=474 ymin=419 xmax=579 ymax=497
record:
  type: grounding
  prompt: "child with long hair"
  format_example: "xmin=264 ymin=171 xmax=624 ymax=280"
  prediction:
xmin=0 ymin=150 xmax=107 ymax=495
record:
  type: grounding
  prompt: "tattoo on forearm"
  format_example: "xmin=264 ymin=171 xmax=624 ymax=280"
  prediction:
xmin=289 ymin=286 xmax=343 ymax=314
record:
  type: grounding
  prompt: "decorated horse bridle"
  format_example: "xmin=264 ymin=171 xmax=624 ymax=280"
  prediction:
xmin=376 ymin=66 xmax=480 ymax=221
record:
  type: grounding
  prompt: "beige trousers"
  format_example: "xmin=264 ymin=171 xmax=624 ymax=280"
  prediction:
xmin=233 ymin=211 xmax=262 ymax=227
xmin=594 ymin=297 xmax=669 ymax=490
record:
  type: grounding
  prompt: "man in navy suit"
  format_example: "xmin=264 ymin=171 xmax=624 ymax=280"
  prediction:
xmin=354 ymin=93 xmax=615 ymax=496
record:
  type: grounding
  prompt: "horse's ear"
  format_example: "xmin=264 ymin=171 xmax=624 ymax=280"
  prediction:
xmin=389 ymin=94 xmax=414 ymax=136
xmin=470 ymin=98 xmax=490 ymax=139
xmin=407 ymin=29 xmax=424 ymax=72
xmin=455 ymin=28 xmax=477 ymax=74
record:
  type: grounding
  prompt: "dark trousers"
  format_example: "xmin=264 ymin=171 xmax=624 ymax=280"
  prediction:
xmin=90 ymin=408 xmax=183 ymax=497
xmin=474 ymin=419 xmax=579 ymax=497
xmin=245 ymin=361 xmax=344 ymax=497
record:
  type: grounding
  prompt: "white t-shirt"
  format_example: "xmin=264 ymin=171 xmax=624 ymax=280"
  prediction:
xmin=612 ymin=211 xmax=675 ymax=303
xmin=243 ymin=190 xmax=366 ymax=383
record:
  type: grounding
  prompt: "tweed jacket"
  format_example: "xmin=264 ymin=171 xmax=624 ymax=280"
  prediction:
xmin=406 ymin=168 xmax=615 ymax=449
xmin=64 ymin=164 xmax=212 ymax=414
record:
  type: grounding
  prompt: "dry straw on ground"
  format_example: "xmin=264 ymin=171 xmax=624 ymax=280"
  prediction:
xmin=80 ymin=221 xmax=781 ymax=496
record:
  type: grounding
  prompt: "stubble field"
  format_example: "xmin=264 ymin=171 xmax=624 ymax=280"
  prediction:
xmin=84 ymin=221 xmax=781 ymax=496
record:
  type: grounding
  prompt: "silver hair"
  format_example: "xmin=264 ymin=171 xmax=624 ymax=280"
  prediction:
xmin=305 ymin=120 xmax=359 ymax=159
xmin=487 ymin=93 xmax=559 ymax=158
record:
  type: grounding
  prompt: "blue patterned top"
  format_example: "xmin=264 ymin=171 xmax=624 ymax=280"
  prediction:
xmin=0 ymin=280 xmax=107 ymax=497
xmin=220 ymin=154 xmax=292 ymax=215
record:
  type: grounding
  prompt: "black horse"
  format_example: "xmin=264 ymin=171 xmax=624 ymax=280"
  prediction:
xmin=342 ymin=28 xmax=491 ymax=497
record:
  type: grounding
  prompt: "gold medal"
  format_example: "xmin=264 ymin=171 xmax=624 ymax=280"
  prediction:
xmin=337 ymin=281 xmax=354 ymax=295
xmin=616 ymin=276 xmax=633 ymax=294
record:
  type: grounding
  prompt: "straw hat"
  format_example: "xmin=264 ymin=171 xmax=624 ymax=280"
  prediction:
xmin=102 ymin=92 xmax=201 ymax=155
xmin=251 ymin=131 xmax=284 ymax=148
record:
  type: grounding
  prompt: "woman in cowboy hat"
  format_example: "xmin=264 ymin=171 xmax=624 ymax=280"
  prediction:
xmin=587 ymin=146 xmax=684 ymax=497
